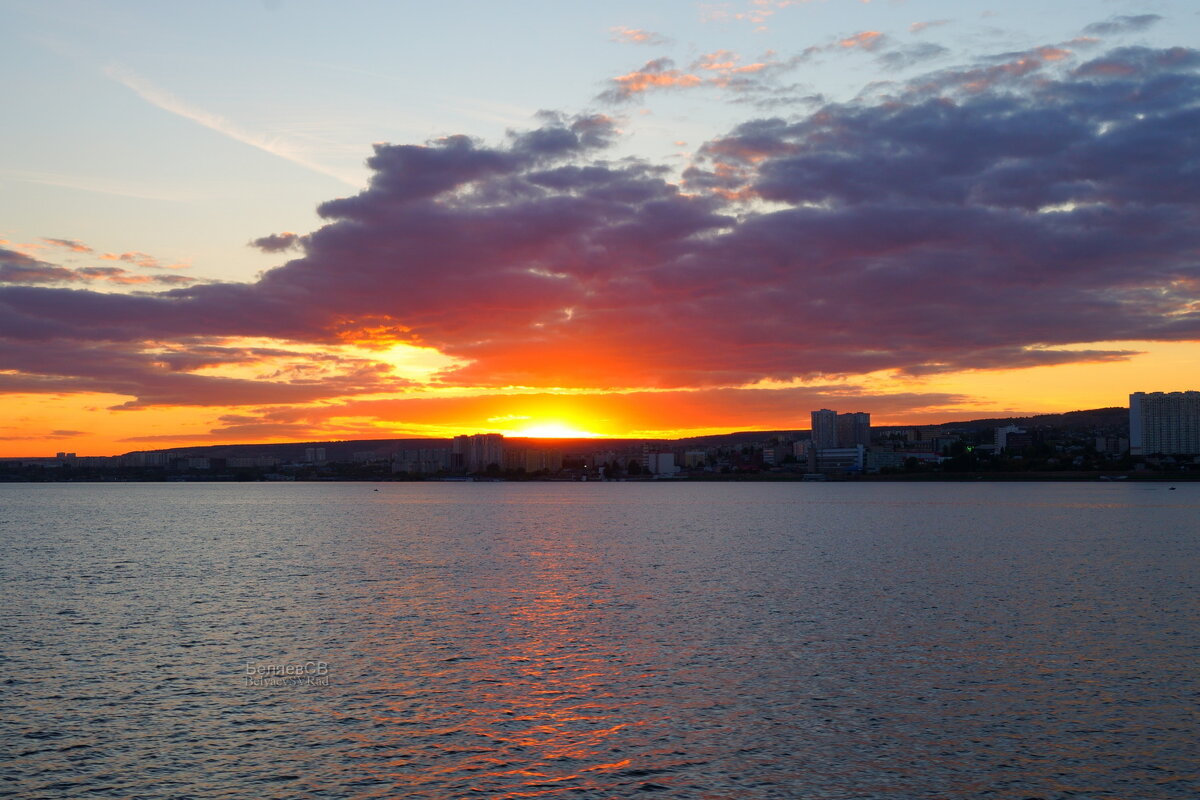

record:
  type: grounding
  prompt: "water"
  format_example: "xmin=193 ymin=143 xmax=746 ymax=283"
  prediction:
xmin=1 ymin=482 xmax=1197 ymax=799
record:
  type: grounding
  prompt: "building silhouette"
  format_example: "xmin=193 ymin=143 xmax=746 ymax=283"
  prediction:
xmin=811 ymin=409 xmax=839 ymax=449
xmin=1130 ymin=391 xmax=1200 ymax=455
xmin=453 ymin=434 xmax=505 ymax=472
xmin=811 ymin=409 xmax=871 ymax=449
xmin=836 ymin=412 xmax=871 ymax=448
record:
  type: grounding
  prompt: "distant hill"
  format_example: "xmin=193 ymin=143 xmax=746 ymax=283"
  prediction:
xmin=673 ymin=430 xmax=805 ymax=447
xmin=920 ymin=407 xmax=1128 ymax=432
xmin=121 ymin=438 xmax=451 ymax=461
xmin=118 ymin=407 xmax=1129 ymax=458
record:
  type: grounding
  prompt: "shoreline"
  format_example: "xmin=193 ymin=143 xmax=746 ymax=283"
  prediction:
xmin=1 ymin=472 xmax=1196 ymax=484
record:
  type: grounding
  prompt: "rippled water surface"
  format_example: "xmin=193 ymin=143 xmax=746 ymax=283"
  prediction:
xmin=2 ymin=482 xmax=1197 ymax=799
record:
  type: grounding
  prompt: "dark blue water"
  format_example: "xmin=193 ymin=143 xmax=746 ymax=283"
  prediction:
xmin=1 ymin=482 xmax=1197 ymax=799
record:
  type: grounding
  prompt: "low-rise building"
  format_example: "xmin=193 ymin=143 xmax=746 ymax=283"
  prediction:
xmin=393 ymin=448 xmax=452 ymax=475
xmin=645 ymin=452 xmax=680 ymax=475
xmin=815 ymin=445 xmax=864 ymax=474
xmin=503 ymin=447 xmax=564 ymax=474
xmin=227 ymin=456 xmax=282 ymax=468
xmin=995 ymin=425 xmax=1025 ymax=454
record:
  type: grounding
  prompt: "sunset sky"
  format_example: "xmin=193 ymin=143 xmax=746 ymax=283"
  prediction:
xmin=2 ymin=0 xmax=1199 ymax=455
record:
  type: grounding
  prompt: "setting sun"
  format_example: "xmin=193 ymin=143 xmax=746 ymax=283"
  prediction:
xmin=511 ymin=422 xmax=605 ymax=439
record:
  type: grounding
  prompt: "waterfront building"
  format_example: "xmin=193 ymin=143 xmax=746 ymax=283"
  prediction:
xmin=645 ymin=452 xmax=680 ymax=475
xmin=815 ymin=445 xmax=865 ymax=474
xmin=865 ymin=450 xmax=906 ymax=472
xmin=1130 ymin=391 xmax=1200 ymax=455
xmin=811 ymin=409 xmax=839 ymax=449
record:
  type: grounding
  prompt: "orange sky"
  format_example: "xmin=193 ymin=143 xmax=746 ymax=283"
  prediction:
xmin=4 ymin=34 xmax=1200 ymax=457
xmin=3 ymin=340 xmax=1195 ymax=457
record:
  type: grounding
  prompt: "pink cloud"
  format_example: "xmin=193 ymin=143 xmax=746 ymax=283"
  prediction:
xmin=41 ymin=238 xmax=93 ymax=253
xmin=839 ymin=31 xmax=885 ymax=51
xmin=609 ymin=27 xmax=669 ymax=46
xmin=910 ymin=20 xmax=951 ymax=34
xmin=601 ymin=58 xmax=702 ymax=101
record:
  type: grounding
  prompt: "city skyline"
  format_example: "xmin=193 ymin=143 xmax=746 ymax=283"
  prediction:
xmin=18 ymin=395 xmax=1193 ymax=479
xmin=3 ymin=1 xmax=1200 ymax=456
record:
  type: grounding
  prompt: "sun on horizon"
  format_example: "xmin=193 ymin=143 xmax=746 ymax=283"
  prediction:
xmin=508 ymin=422 xmax=606 ymax=439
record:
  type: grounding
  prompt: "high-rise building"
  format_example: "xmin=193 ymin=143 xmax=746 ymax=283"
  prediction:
xmin=811 ymin=409 xmax=839 ymax=450
xmin=453 ymin=434 xmax=506 ymax=472
xmin=1130 ymin=391 xmax=1200 ymax=455
xmin=837 ymin=412 xmax=872 ymax=447
xmin=811 ymin=409 xmax=870 ymax=450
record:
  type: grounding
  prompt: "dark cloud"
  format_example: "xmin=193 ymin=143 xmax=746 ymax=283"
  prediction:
xmin=0 ymin=249 xmax=79 ymax=284
xmin=1073 ymin=45 xmax=1200 ymax=79
xmin=120 ymin=421 xmax=321 ymax=443
xmin=0 ymin=250 xmax=195 ymax=287
xmin=0 ymin=336 xmax=408 ymax=409
xmin=0 ymin=264 xmax=79 ymax=284
xmin=0 ymin=249 xmax=44 ymax=268
xmin=249 ymin=232 xmax=305 ymax=252
xmin=1 ymin=47 xmax=1199 ymax=406
xmin=1083 ymin=15 xmax=1163 ymax=36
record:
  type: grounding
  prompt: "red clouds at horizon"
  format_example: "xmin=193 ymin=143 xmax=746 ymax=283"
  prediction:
xmin=117 ymin=385 xmax=975 ymax=445
xmin=1 ymin=45 xmax=1199 ymax=421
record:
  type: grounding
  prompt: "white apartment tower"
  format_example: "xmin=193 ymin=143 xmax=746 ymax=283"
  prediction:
xmin=1129 ymin=391 xmax=1200 ymax=455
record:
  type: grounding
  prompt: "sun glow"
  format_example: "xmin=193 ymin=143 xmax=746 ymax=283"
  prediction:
xmin=511 ymin=422 xmax=605 ymax=439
